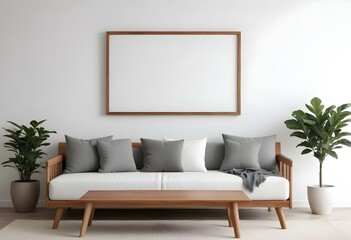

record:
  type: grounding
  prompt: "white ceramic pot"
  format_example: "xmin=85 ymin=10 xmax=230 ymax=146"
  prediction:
xmin=307 ymin=185 xmax=334 ymax=215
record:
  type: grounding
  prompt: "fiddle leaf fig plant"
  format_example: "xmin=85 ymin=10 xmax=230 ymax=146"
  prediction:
xmin=285 ymin=97 xmax=351 ymax=187
xmin=2 ymin=120 xmax=56 ymax=181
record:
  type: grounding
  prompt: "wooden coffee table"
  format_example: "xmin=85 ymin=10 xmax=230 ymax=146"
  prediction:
xmin=78 ymin=190 xmax=250 ymax=238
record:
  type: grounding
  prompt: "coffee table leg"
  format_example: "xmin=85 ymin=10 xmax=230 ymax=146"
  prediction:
xmin=88 ymin=208 xmax=95 ymax=227
xmin=52 ymin=208 xmax=64 ymax=229
xmin=80 ymin=202 xmax=93 ymax=237
xmin=230 ymin=202 xmax=240 ymax=238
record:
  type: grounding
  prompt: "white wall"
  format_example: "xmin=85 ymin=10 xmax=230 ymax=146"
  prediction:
xmin=0 ymin=0 xmax=351 ymax=208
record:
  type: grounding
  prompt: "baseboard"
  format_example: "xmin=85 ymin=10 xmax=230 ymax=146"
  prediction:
xmin=0 ymin=200 xmax=45 ymax=208
xmin=292 ymin=200 xmax=309 ymax=208
xmin=293 ymin=200 xmax=351 ymax=208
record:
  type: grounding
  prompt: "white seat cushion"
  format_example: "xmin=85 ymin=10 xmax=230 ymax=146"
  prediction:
xmin=49 ymin=172 xmax=162 ymax=200
xmin=161 ymin=171 xmax=243 ymax=190
xmin=246 ymin=175 xmax=289 ymax=200
xmin=161 ymin=171 xmax=289 ymax=200
xmin=49 ymin=171 xmax=289 ymax=201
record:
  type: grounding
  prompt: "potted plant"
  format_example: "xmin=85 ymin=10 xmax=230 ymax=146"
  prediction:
xmin=2 ymin=120 xmax=56 ymax=212
xmin=285 ymin=97 xmax=351 ymax=214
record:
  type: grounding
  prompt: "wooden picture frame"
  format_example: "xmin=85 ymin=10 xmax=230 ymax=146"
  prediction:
xmin=106 ymin=31 xmax=241 ymax=115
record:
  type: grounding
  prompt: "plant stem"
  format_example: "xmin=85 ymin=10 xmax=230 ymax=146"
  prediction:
xmin=319 ymin=160 xmax=323 ymax=187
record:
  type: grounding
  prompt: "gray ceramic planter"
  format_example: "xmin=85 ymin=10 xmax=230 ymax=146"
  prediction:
xmin=11 ymin=180 xmax=40 ymax=212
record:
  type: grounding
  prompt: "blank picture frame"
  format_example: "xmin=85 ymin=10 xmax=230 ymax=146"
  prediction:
xmin=106 ymin=31 xmax=241 ymax=115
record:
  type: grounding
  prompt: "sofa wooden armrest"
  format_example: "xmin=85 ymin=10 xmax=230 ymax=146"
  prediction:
xmin=276 ymin=154 xmax=293 ymax=209
xmin=46 ymin=155 xmax=64 ymax=180
xmin=46 ymin=155 xmax=65 ymax=207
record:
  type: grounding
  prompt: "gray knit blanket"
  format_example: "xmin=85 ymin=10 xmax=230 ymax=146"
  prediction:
xmin=225 ymin=168 xmax=280 ymax=192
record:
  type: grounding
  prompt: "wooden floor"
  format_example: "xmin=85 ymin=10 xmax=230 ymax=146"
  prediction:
xmin=1 ymin=207 xmax=351 ymax=235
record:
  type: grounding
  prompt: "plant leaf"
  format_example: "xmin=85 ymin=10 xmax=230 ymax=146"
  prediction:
xmin=285 ymin=119 xmax=302 ymax=130
xmin=290 ymin=131 xmax=306 ymax=139
xmin=301 ymin=149 xmax=312 ymax=154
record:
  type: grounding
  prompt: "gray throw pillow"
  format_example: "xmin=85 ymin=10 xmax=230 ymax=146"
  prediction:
xmin=220 ymin=140 xmax=261 ymax=171
xmin=222 ymin=134 xmax=276 ymax=170
xmin=64 ymin=135 xmax=113 ymax=173
xmin=97 ymin=139 xmax=137 ymax=172
xmin=141 ymin=138 xmax=184 ymax=172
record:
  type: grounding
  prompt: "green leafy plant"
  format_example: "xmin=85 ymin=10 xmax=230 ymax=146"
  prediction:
xmin=2 ymin=120 xmax=56 ymax=181
xmin=285 ymin=97 xmax=351 ymax=187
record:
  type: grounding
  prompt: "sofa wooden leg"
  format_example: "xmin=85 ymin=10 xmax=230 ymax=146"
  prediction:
xmin=52 ymin=207 xmax=64 ymax=229
xmin=230 ymin=202 xmax=241 ymax=238
xmin=275 ymin=207 xmax=286 ymax=229
xmin=227 ymin=207 xmax=233 ymax=227
xmin=268 ymin=207 xmax=271 ymax=212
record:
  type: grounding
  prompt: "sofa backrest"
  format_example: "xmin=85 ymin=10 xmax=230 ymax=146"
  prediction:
xmin=58 ymin=142 xmax=281 ymax=170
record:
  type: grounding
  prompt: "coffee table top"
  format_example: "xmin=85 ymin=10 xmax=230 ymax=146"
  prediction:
xmin=80 ymin=190 xmax=250 ymax=203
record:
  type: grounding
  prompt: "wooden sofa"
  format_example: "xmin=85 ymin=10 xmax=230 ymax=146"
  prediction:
xmin=46 ymin=142 xmax=293 ymax=229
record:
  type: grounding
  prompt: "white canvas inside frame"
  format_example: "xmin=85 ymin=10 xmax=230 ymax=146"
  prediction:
xmin=107 ymin=33 xmax=240 ymax=114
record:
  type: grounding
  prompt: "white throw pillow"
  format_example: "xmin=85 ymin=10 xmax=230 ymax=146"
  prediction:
xmin=163 ymin=137 xmax=208 ymax=172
